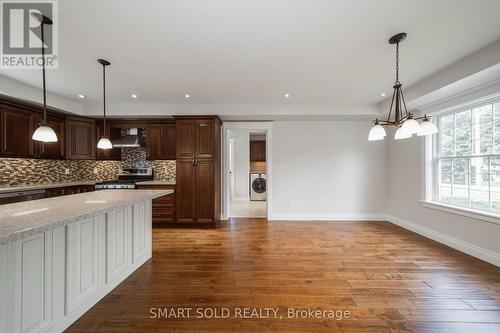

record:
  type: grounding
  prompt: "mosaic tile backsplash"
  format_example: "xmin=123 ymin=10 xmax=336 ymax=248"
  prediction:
xmin=0 ymin=147 xmax=176 ymax=185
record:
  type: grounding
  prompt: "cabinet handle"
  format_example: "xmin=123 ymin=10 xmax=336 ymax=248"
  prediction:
xmin=192 ymin=159 xmax=195 ymax=166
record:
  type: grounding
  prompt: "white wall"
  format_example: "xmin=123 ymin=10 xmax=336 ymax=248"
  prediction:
xmin=386 ymin=136 xmax=500 ymax=266
xmin=230 ymin=131 xmax=250 ymax=200
xmin=271 ymin=121 xmax=387 ymax=220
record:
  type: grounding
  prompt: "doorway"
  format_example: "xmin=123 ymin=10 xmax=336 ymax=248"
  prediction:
xmin=222 ymin=122 xmax=273 ymax=220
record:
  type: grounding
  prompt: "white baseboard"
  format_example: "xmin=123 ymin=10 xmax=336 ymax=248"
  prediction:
xmin=269 ymin=213 xmax=386 ymax=221
xmin=386 ymin=214 xmax=500 ymax=267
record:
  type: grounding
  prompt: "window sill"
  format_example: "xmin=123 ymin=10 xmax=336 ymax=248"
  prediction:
xmin=419 ymin=200 xmax=500 ymax=225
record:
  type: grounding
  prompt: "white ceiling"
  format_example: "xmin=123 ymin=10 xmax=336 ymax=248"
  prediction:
xmin=2 ymin=0 xmax=500 ymax=117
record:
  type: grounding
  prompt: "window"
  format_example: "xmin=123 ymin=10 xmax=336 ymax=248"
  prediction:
xmin=434 ymin=99 xmax=500 ymax=212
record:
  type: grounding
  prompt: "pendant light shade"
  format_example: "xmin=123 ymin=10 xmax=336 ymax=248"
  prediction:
xmin=368 ymin=120 xmax=387 ymax=141
xmin=32 ymin=13 xmax=58 ymax=143
xmin=97 ymin=58 xmax=112 ymax=149
xmin=417 ymin=117 xmax=439 ymax=136
xmin=394 ymin=127 xmax=411 ymax=140
xmin=401 ymin=117 xmax=420 ymax=136
xmin=368 ymin=33 xmax=438 ymax=141
xmin=32 ymin=124 xmax=58 ymax=142
xmin=97 ymin=137 xmax=113 ymax=149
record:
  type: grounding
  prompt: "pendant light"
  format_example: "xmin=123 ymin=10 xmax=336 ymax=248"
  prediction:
xmin=31 ymin=13 xmax=58 ymax=143
xmin=97 ymin=59 xmax=113 ymax=149
xmin=368 ymin=33 xmax=438 ymax=141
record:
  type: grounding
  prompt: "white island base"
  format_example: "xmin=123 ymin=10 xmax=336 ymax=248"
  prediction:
xmin=0 ymin=191 xmax=169 ymax=333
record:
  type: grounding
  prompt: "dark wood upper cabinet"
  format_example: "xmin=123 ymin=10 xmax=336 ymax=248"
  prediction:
xmin=66 ymin=117 xmax=96 ymax=160
xmin=145 ymin=122 xmax=176 ymax=160
xmin=34 ymin=113 xmax=65 ymax=159
xmin=163 ymin=123 xmax=176 ymax=160
xmin=176 ymin=120 xmax=196 ymax=159
xmin=146 ymin=124 xmax=163 ymax=160
xmin=250 ymin=140 xmax=266 ymax=162
xmin=0 ymin=106 xmax=34 ymax=157
xmin=96 ymin=122 xmax=121 ymax=160
xmin=196 ymin=119 xmax=215 ymax=159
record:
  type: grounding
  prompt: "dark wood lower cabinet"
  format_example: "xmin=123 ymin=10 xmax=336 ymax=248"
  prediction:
xmin=46 ymin=185 xmax=94 ymax=198
xmin=136 ymin=184 xmax=176 ymax=224
xmin=196 ymin=159 xmax=215 ymax=223
xmin=45 ymin=187 xmax=67 ymax=198
xmin=176 ymin=158 xmax=217 ymax=224
xmin=176 ymin=159 xmax=196 ymax=223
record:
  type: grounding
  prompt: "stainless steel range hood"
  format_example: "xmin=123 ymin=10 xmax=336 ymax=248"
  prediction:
xmin=112 ymin=128 xmax=145 ymax=148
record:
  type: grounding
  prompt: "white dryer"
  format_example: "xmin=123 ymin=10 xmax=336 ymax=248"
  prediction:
xmin=250 ymin=173 xmax=267 ymax=201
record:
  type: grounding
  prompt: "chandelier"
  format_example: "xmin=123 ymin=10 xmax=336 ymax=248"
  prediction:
xmin=368 ymin=33 xmax=438 ymax=141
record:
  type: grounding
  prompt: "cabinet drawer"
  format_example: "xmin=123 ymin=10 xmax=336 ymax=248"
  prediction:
xmin=153 ymin=195 xmax=174 ymax=204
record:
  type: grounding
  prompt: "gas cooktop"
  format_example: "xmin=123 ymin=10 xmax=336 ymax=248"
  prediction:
xmin=95 ymin=168 xmax=154 ymax=190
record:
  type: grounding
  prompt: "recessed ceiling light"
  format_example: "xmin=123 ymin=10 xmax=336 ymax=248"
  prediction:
xmin=131 ymin=94 xmax=138 ymax=99
xmin=185 ymin=94 xmax=191 ymax=98
xmin=379 ymin=92 xmax=387 ymax=97
xmin=77 ymin=94 xmax=86 ymax=99
xmin=284 ymin=93 xmax=290 ymax=98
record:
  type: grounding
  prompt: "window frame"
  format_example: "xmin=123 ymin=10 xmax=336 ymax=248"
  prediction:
xmin=427 ymin=95 xmax=500 ymax=216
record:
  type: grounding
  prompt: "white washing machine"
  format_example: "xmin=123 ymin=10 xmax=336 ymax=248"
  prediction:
xmin=250 ymin=173 xmax=267 ymax=201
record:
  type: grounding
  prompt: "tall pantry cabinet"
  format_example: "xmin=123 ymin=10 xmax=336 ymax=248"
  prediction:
xmin=175 ymin=116 xmax=221 ymax=224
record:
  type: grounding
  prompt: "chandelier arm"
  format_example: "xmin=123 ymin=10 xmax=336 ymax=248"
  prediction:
xmin=400 ymin=88 xmax=410 ymax=118
xmin=386 ymin=87 xmax=397 ymax=123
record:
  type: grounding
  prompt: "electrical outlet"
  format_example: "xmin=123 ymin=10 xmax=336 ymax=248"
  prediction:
xmin=64 ymin=168 xmax=70 ymax=175
xmin=93 ymin=167 xmax=98 ymax=174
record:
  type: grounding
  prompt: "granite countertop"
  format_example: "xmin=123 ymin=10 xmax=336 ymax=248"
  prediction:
xmin=0 ymin=189 xmax=173 ymax=244
xmin=135 ymin=179 xmax=176 ymax=185
xmin=0 ymin=181 xmax=98 ymax=194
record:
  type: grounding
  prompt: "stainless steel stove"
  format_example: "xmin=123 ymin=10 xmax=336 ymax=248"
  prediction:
xmin=95 ymin=168 xmax=153 ymax=190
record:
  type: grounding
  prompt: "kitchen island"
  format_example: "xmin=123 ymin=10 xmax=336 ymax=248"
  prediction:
xmin=0 ymin=189 xmax=172 ymax=333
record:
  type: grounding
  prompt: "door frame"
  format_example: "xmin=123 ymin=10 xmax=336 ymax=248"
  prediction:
xmin=221 ymin=122 xmax=273 ymax=220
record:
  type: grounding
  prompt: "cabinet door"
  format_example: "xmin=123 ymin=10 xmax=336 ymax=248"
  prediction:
xmin=196 ymin=159 xmax=215 ymax=223
xmin=96 ymin=124 xmax=121 ymax=160
xmin=132 ymin=201 xmax=151 ymax=263
xmin=146 ymin=124 xmax=163 ymax=160
xmin=11 ymin=232 xmax=55 ymax=333
xmin=0 ymin=107 xmax=34 ymax=157
xmin=195 ymin=119 xmax=215 ymax=159
xmin=66 ymin=217 xmax=99 ymax=314
xmin=163 ymin=123 xmax=176 ymax=160
xmin=67 ymin=119 xmax=96 ymax=160
xmin=250 ymin=140 xmax=266 ymax=161
xmin=176 ymin=159 xmax=196 ymax=223
xmin=106 ymin=207 xmax=131 ymax=283
xmin=34 ymin=113 xmax=65 ymax=159
xmin=176 ymin=120 xmax=195 ymax=159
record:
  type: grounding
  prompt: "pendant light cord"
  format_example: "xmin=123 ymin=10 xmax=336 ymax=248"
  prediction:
xmin=41 ymin=22 xmax=47 ymax=123
xmin=102 ymin=63 xmax=107 ymax=136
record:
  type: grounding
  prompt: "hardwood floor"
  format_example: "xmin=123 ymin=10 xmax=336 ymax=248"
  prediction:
xmin=66 ymin=219 xmax=500 ymax=332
